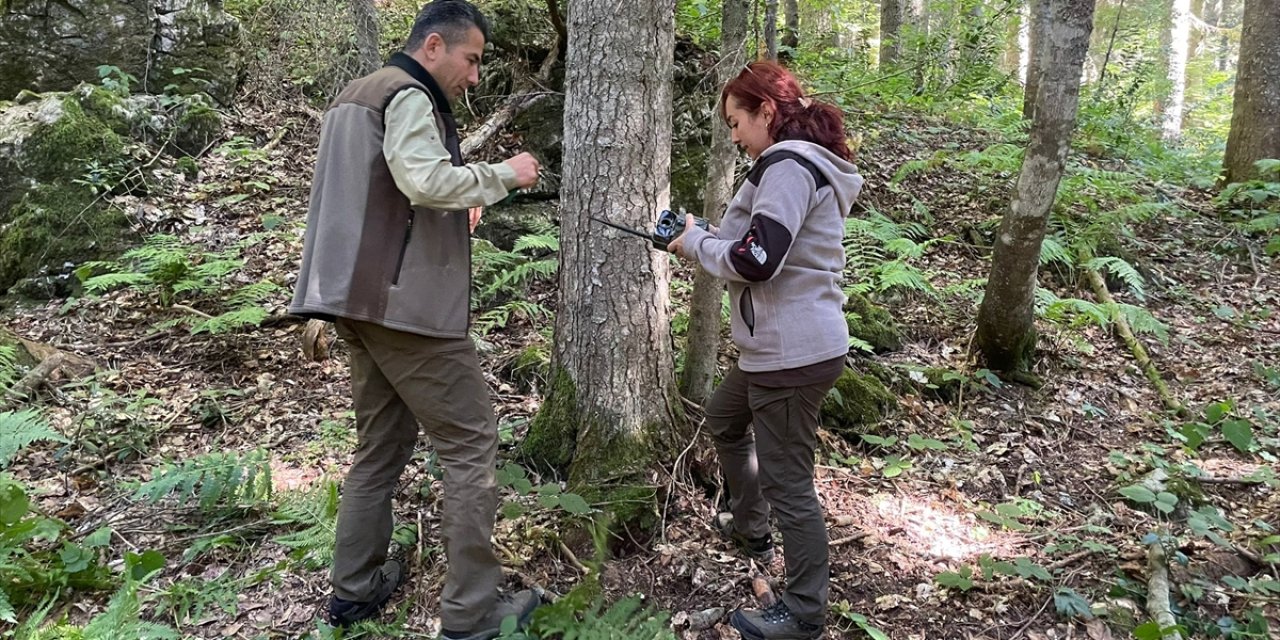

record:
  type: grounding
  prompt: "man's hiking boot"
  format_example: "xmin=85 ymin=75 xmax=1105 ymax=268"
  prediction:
xmin=714 ymin=512 xmax=776 ymax=563
xmin=730 ymin=601 xmax=824 ymax=640
xmin=327 ymin=558 xmax=407 ymax=627
xmin=438 ymin=588 xmax=542 ymax=640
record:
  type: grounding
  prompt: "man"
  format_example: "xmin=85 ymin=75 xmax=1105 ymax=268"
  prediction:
xmin=288 ymin=1 xmax=541 ymax=637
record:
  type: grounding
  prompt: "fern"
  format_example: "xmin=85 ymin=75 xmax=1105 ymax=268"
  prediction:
xmin=134 ymin=449 xmax=272 ymax=512
xmin=226 ymin=280 xmax=283 ymax=307
xmin=0 ymin=410 xmax=67 ymax=468
xmin=873 ymin=260 xmax=934 ymax=295
xmin=1039 ymin=234 xmax=1072 ymax=266
xmin=80 ymin=584 xmax=180 ymax=640
xmin=0 ymin=588 xmax=13 ymax=624
xmin=272 ymin=479 xmax=339 ymax=569
xmin=533 ymin=594 xmax=674 ymax=640
xmin=0 ymin=345 xmax=20 ymax=390
xmin=1113 ymin=302 xmax=1170 ymax=345
xmin=1086 ymin=256 xmax=1147 ymax=301
xmin=81 ymin=271 xmax=152 ymax=295
xmin=189 ymin=306 xmax=271 ymax=335
xmin=473 ymin=300 xmax=550 ymax=338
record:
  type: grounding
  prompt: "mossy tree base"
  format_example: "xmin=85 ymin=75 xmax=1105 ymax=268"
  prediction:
xmin=520 ymin=366 xmax=682 ymax=546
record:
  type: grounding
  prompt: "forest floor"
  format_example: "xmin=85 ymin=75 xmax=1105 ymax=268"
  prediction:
xmin=3 ymin=97 xmax=1278 ymax=640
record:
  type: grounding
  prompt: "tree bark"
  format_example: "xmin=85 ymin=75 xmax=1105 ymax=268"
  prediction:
xmin=681 ymin=0 xmax=749 ymax=407
xmin=880 ymin=0 xmax=905 ymax=67
xmin=1002 ymin=1 xmax=1026 ymax=80
xmin=1161 ymin=0 xmax=1192 ymax=142
xmin=1223 ymin=0 xmax=1280 ymax=183
xmin=782 ymin=0 xmax=799 ymax=51
xmin=764 ymin=0 xmax=779 ymax=60
xmin=976 ymin=0 xmax=1096 ymax=373
xmin=522 ymin=0 xmax=682 ymax=527
xmin=1218 ymin=0 xmax=1238 ymax=71
xmin=349 ymin=0 xmax=381 ymax=77
xmin=1023 ymin=0 xmax=1053 ymax=119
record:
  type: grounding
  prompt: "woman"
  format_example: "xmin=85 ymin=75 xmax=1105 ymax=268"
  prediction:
xmin=669 ymin=61 xmax=863 ymax=640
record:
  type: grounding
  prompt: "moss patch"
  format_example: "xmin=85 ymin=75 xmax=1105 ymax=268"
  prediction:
xmin=820 ymin=367 xmax=897 ymax=441
xmin=519 ymin=366 xmax=584 ymax=476
xmin=22 ymin=98 xmax=125 ymax=184
xmin=845 ymin=292 xmax=902 ymax=353
xmin=171 ymin=100 xmax=222 ymax=156
xmin=0 ymin=184 xmax=129 ymax=294
xmin=0 ymin=95 xmax=131 ymax=295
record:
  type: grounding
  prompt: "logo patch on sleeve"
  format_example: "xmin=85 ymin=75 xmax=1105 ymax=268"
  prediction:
xmin=749 ymin=242 xmax=768 ymax=265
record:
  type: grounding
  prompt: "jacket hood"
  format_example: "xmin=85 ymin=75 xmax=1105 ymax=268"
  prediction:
xmin=761 ymin=140 xmax=864 ymax=217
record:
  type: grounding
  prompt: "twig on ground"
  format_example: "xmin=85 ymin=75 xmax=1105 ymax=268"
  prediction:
xmin=1146 ymin=541 xmax=1184 ymax=640
xmin=1009 ymin=594 xmax=1054 ymax=640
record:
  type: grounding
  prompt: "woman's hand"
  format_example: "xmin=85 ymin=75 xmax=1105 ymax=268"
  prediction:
xmin=469 ymin=206 xmax=483 ymax=234
xmin=666 ymin=213 xmax=699 ymax=258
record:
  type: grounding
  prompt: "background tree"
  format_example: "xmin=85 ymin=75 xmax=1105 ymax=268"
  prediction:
xmin=1222 ymin=0 xmax=1280 ymax=183
xmin=976 ymin=0 xmax=1097 ymax=374
xmin=520 ymin=0 xmax=682 ymax=526
xmin=783 ymin=0 xmax=800 ymax=51
xmin=1023 ymin=0 xmax=1052 ymax=119
xmin=680 ymin=0 xmax=750 ymax=406
xmin=349 ymin=0 xmax=381 ymax=76
xmin=880 ymin=0 xmax=906 ymax=67
xmin=1159 ymin=0 xmax=1192 ymax=141
xmin=765 ymin=0 xmax=780 ymax=60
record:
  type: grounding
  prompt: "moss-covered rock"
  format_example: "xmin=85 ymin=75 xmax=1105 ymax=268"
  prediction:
xmin=0 ymin=94 xmax=132 ymax=296
xmin=820 ymin=367 xmax=897 ymax=441
xmin=170 ymin=98 xmax=223 ymax=157
xmin=845 ymin=292 xmax=902 ymax=353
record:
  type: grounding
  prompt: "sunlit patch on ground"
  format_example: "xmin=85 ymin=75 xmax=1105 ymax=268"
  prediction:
xmin=270 ymin=457 xmax=328 ymax=492
xmin=820 ymin=472 xmax=1026 ymax=572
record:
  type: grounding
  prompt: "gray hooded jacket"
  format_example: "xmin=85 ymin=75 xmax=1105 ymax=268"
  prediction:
xmin=683 ymin=140 xmax=864 ymax=372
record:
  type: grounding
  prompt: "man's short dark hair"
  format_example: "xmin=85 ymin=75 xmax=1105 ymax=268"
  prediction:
xmin=404 ymin=0 xmax=491 ymax=51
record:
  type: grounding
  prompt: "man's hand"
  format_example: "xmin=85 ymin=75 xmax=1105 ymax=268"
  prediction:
xmin=469 ymin=206 xmax=483 ymax=234
xmin=504 ymin=152 xmax=541 ymax=189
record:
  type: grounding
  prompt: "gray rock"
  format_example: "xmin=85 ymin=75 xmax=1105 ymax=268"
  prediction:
xmin=0 ymin=0 xmax=241 ymax=104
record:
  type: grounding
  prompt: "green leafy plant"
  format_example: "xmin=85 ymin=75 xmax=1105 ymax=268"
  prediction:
xmin=77 ymin=234 xmax=283 ymax=334
xmin=134 ymin=449 xmax=273 ymax=514
xmin=272 ymin=479 xmax=339 ymax=570
xmin=0 ymin=409 xmax=67 ymax=468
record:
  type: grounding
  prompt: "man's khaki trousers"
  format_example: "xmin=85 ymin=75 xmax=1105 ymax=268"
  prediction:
xmin=332 ymin=319 xmax=500 ymax=630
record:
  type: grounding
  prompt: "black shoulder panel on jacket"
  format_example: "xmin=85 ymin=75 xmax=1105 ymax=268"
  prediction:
xmin=745 ymin=151 xmax=829 ymax=190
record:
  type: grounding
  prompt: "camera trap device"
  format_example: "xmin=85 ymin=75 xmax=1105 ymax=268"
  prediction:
xmin=590 ymin=209 xmax=709 ymax=251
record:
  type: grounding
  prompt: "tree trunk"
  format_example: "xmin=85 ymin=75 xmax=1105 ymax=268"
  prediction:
xmin=1163 ymin=0 xmax=1192 ymax=141
xmin=1023 ymin=0 xmax=1053 ymax=119
xmin=1223 ymin=0 xmax=1280 ymax=183
xmin=1218 ymin=0 xmax=1238 ymax=71
xmin=1017 ymin=1 xmax=1031 ymax=83
xmin=764 ymin=0 xmax=779 ymax=60
xmin=1199 ymin=0 xmax=1220 ymax=57
xmin=1003 ymin=2 xmax=1026 ymax=80
xmin=521 ymin=0 xmax=682 ymax=528
xmin=349 ymin=0 xmax=381 ymax=77
xmin=1190 ymin=0 xmax=1207 ymax=55
xmin=782 ymin=0 xmax=799 ymax=50
xmin=681 ymin=0 xmax=749 ymax=407
xmin=976 ymin=0 xmax=1096 ymax=373
xmin=911 ymin=0 xmax=930 ymax=91
xmin=880 ymin=0 xmax=905 ymax=67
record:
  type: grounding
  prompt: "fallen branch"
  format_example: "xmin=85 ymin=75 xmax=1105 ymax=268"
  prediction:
xmin=1146 ymin=542 xmax=1184 ymax=640
xmin=4 ymin=353 xmax=67 ymax=406
xmin=1085 ymin=268 xmax=1188 ymax=418
xmin=459 ymin=34 xmax=562 ymax=158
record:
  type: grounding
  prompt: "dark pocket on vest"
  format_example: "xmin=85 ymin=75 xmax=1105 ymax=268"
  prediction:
xmin=392 ymin=211 xmax=415 ymax=286
xmin=739 ymin=287 xmax=755 ymax=337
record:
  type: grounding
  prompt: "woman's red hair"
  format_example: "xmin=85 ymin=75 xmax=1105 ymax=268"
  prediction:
xmin=721 ymin=61 xmax=852 ymax=162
